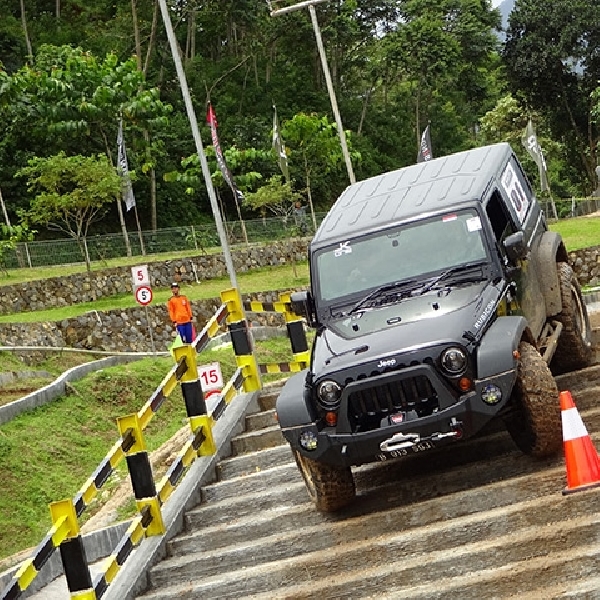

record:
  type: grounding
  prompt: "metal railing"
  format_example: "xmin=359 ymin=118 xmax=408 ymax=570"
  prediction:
xmin=3 ymin=214 xmax=326 ymax=270
xmin=0 ymin=288 xmax=308 ymax=600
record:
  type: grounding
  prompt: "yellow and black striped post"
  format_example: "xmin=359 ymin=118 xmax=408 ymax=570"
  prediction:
xmin=116 ymin=414 xmax=165 ymax=538
xmin=221 ymin=288 xmax=261 ymax=392
xmin=279 ymin=292 xmax=310 ymax=365
xmin=50 ymin=499 xmax=94 ymax=599
xmin=172 ymin=344 xmax=216 ymax=456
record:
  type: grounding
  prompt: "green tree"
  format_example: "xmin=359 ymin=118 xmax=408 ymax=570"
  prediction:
xmin=0 ymin=44 xmax=171 ymax=231
xmin=17 ymin=153 xmax=121 ymax=272
xmin=282 ymin=113 xmax=355 ymax=228
xmin=0 ymin=223 xmax=34 ymax=272
xmin=503 ymin=0 xmax=600 ymax=192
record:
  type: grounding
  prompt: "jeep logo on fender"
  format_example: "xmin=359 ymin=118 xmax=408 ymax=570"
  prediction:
xmin=377 ymin=358 xmax=397 ymax=368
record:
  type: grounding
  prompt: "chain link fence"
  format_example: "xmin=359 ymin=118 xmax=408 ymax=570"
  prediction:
xmin=541 ymin=197 xmax=600 ymax=220
xmin=2 ymin=213 xmax=326 ymax=270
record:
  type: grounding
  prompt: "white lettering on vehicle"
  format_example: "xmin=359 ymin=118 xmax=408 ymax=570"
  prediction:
xmin=474 ymin=300 xmax=495 ymax=330
xmin=377 ymin=358 xmax=396 ymax=368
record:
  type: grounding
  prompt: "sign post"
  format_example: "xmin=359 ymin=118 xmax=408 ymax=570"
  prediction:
xmin=132 ymin=265 xmax=156 ymax=354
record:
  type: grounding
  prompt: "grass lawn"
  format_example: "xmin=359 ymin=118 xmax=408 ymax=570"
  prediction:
xmin=548 ymin=215 xmax=600 ymax=251
xmin=0 ymin=335 xmax=304 ymax=561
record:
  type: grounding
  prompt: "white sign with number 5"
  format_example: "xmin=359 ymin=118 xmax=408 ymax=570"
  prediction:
xmin=197 ymin=362 xmax=223 ymax=392
xmin=131 ymin=265 xmax=150 ymax=286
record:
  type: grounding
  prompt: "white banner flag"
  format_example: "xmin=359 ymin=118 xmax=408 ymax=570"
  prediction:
xmin=117 ymin=117 xmax=136 ymax=211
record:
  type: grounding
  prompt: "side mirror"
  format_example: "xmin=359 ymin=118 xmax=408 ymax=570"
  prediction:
xmin=503 ymin=231 xmax=527 ymax=263
xmin=290 ymin=290 xmax=318 ymax=328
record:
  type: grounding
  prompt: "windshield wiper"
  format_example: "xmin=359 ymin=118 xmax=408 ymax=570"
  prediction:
xmin=346 ymin=279 xmax=420 ymax=316
xmin=413 ymin=262 xmax=487 ymax=296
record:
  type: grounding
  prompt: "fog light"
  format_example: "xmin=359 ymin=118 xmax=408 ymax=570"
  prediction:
xmin=299 ymin=430 xmax=318 ymax=451
xmin=482 ymin=384 xmax=502 ymax=405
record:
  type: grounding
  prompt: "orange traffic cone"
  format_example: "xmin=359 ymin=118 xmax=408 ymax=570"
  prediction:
xmin=560 ymin=390 xmax=600 ymax=495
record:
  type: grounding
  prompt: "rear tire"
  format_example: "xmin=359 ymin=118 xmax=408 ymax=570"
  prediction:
xmin=292 ymin=449 xmax=355 ymax=512
xmin=550 ymin=262 xmax=592 ymax=375
xmin=505 ymin=342 xmax=562 ymax=458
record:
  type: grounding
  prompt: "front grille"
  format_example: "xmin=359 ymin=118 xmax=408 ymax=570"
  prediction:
xmin=347 ymin=374 xmax=439 ymax=432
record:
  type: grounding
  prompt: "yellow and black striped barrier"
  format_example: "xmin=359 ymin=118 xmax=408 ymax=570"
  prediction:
xmin=0 ymin=289 xmax=307 ymax=600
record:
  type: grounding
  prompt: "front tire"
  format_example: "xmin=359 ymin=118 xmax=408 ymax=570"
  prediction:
xmin=550 ymin=262 xmax=592 ymax=374
xmin=292 ymin=449 xmax=355 ymax=512
xmin=505 ymin=342 xmax=562 ymax=458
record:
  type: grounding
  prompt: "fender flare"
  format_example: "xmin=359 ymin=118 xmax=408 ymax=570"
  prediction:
xmin=532 ymin=230 xmax=565 ymax=317
xmin=477 ymin=316 xmax=528 ymax=378
xmin=275 ymin=370 xmax=316 ymax=428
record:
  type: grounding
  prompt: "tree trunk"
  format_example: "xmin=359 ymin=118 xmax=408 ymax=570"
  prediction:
xmin=19 ymin=0 xmax=33 ymax=58
xmin=116 ymin=197 xmax=132 ymax=257
xmin=131 ymin=0 xmax=142 ymax=70
xmin=304 ymin=156 xmax=317 ymax=231
xmin=143 ymin=1 xmax=159 ymax=76
xmin=56 ymin=0 xmax=60 ymax=19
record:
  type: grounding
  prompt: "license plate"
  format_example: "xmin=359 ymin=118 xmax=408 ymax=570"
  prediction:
xmin=375 ymin=440 xmax=435 ymax=461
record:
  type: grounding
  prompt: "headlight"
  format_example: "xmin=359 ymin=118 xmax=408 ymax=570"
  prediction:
xmin=440 ymin=346 xmax=467 ymax=375
xmin=317 ymin=380 xmax=342 ymax=408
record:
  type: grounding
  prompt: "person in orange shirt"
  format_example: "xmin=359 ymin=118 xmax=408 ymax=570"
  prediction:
xmin=167 ymin=282 xmax=194 ymax=343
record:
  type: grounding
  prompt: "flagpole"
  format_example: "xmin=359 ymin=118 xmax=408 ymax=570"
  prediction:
xmin=158 ymin=0 xmax=238 ymax=289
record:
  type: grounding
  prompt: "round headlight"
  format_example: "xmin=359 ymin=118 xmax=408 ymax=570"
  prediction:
xmin=440 ymin=347 xmax=467 ymax=375
xmin=317 ymin=380 xmax=342 ymax=408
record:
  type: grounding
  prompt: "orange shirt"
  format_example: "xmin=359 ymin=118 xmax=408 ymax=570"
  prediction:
xmin=167 ymin=294 xmax=193 ymax=324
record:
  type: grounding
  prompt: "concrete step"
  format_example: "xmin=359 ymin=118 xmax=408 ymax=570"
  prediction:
xmin=202 ymin=462 xmax=301 ymax=503
xmin=216 ymin=444 xmax=294 ymax=481
xmin=244 ymin=407 xmax=278 ymax=432
xmin=172 ymin=466 xmax=571 ymax=559
xmin=231 ymin=425 xmax=285 ymax=455
xmin=185 ymin=480 xmax=309 ymax=527
xmin=142 ymin=490 xmax=600 ymax=598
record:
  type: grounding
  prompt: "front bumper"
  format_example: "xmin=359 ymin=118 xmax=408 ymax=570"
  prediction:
xmin=281 ymin=369 xmax=517 ymax=467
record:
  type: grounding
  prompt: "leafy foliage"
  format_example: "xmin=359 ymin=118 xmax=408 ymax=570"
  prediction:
xmin=17 ymin=152 xmax=121 ymax=271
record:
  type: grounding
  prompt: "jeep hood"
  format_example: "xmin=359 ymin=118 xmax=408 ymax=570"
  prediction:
xmin=313 ymin=281 xmax=501 ymax=372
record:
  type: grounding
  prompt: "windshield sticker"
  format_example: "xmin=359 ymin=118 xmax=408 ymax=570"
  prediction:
xmin=334 ymin=241 xmax=352 ymax=257
xmin=466 ymin=216 xmax=482 ymax=232
xmin=501 ymin=163 xmax=529 ymax=224
xmin=442 ymin=214 xmax=458 ymax=222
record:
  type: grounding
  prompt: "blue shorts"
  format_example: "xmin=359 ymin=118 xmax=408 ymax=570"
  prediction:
xmin=176 ymin=322 xmax=194 ymax=343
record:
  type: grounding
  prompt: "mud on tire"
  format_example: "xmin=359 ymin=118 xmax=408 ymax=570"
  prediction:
xmin=505 ymin=342 xmax=562 ymax=458
xmin=550 ymin=262 xmax=592 ymax=375
xmin=292 ymin=449 xmax=355 ymax=512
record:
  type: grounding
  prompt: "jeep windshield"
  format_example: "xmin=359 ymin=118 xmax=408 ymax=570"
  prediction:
xmin=314 ymin=209 xmax=490 ymax=308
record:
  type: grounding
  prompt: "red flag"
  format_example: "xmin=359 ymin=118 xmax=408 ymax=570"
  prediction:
xmin=206 ymin=103 xmax=243 ymax=202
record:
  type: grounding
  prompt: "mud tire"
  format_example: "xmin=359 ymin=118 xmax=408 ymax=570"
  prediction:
xmin=505 ymin=342 xmax=562 ymax=458
xmin=292 ymin=449 xmax=355 ymax=512
xmin=550 ymin=262 xmax=592 ymax=375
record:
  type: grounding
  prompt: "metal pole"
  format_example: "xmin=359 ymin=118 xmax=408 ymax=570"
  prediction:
xmin=308 ymin=4 xmax=355 ymax=184
xmin=269 ymin=0 xmax=355 ymax=184
xmin=269 ymin=0 xmax=328 ymax=16
xmin=157 ymin=0 xmax=238 ymax=289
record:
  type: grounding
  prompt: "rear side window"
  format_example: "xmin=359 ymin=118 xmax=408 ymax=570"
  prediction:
xmin=499 ymin=159 xmax=533 ymax=226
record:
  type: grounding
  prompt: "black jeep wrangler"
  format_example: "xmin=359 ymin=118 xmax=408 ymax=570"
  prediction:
xmin=276 ymin=142 xmax=592 ymax=512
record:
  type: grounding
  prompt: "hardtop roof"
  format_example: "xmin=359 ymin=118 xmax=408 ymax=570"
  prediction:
xmin=312 ymin=142 xmax=513 ymax=247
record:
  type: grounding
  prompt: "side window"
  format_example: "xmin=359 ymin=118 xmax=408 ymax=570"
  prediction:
xmin=486 ymin=191 xmax=516 ymax=248
xmin=499 ymin=159 xmax=531 ymax=225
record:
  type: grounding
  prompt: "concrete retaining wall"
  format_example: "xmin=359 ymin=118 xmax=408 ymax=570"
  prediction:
xmin=0 ymin=241 xmax=308 ymax=316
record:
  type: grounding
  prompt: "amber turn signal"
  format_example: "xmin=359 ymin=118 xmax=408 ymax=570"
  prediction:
xmin=458 ymin=377 xmax=472 ymax=392
xmin=325 ymin=411 xmax=337 ymax=426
